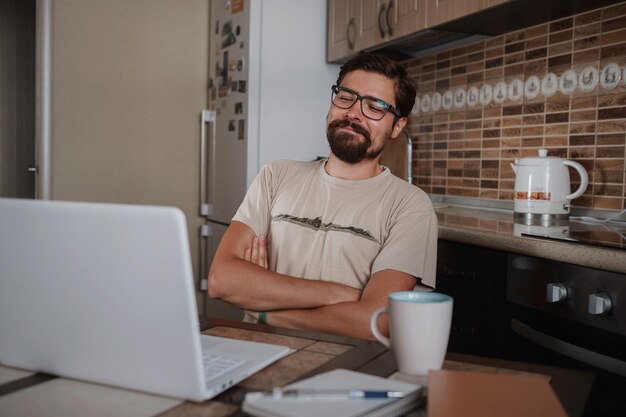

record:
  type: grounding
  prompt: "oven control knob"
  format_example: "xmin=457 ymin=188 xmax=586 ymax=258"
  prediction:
xmin=588 ymin=293 xmax=612 ymax=315
xmin=546 ymin=283 xmax=567 ymax=303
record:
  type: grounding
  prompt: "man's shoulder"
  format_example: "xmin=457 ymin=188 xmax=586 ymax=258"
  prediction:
xmin=385 ymin=171 xmax=427 ymax=196
xmin=382 ymin=173 xmax=434 ymax=210
xmin=264 ymin=159 xmax=322 ymax=174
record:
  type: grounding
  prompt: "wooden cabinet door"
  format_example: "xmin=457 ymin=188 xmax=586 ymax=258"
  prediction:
xmin=327 ymin=0 xmax=359 ymax=62
xmin=392 ymin=0 xmax=427 ymax=39
xmin=358 ymin=0 xmax=427 ymax=50
xmin=357 ymin=0 xmax=386 ymax=50
xmin=426 ymin=0 xmax=491 ymax=27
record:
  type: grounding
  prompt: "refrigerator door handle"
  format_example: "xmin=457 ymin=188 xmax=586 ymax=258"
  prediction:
xmin=200 ymin=110 xmax=216 ymax=217
xmin=198 ymin=223 xmax=212 ymax=293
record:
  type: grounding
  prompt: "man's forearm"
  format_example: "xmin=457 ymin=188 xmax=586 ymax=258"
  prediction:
xmin=257 ymin=273 xmax=432 ymax=340
xmin=208 ymin=256 xmax=361 ymax=311
xmin=261 ymin=301 xmax=385 ymax=340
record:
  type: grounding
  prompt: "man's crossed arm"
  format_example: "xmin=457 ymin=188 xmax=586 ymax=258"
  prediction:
xmin=208 ymin=221 xmax=428 ymax=340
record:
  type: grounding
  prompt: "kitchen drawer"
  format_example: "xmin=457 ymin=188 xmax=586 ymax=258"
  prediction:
xmin=447 ymin=297 xmax=510 ymax=356
xmin=437 ymin=262 xmax=491 ymax=306
xmin=448 ymin=313 xmax=491 ymax=355
xmin=436 ymin=240 xmax=507 ymax=312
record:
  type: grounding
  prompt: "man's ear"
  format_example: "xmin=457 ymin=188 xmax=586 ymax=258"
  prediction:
xmin=390 ymin=117 xmax=408 ymax=139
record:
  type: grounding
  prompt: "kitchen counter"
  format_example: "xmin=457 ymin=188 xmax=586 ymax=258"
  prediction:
xmin=435 ymin=204 xmax=626 ymax=275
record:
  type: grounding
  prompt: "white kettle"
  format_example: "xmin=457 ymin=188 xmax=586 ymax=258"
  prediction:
xmin=511 ymin=149 xmax=588 ymax=220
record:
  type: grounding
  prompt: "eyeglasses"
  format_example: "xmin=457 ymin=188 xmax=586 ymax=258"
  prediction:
xmin=331 ymin=85 xmax=401 ymax=121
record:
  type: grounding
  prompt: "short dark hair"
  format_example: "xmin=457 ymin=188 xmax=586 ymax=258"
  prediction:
xmin=335 ymin=53 xmax=416 ymax=118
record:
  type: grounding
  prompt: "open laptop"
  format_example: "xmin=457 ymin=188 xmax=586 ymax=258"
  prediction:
xmin=0 ymin=198 xmax=290 ymax=402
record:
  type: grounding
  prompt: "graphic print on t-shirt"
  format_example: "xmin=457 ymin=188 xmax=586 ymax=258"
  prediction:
xmin=272 ymin=214 xmax=378 ymax=243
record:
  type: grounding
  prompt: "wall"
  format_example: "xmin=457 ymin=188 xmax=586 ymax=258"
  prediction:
xmin=256 ymin=1 xmax=339 ymax=169
xmin=405 ymin=2 xmax=626 ymax=212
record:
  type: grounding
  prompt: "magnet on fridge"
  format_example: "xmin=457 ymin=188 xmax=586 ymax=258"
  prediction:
xmin=221 ymin=20 xmax=232 ymax=37
xmin=232 ymin=0 xmax=244 ymax=14
xmin=238 ymin=120 xmax=245 ymax=140
xmin=231 ymin=81 xmax=238 ymax=92
xmin=238 ymin=80 xmax=247 ymax=93
xmin=222 ymin=33 xmax=236 ymax=49
xmin=228 ymin=120 xmax=236 ymax=132
xmin=237 ymin=57 xmax=245 ymax=71
xmin=235 ymin=102 xmax=243 ymax=114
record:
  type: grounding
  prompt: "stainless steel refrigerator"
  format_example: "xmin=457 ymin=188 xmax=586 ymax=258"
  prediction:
xmin=35 ymin=0 xmax=336 ymax=319
xmin=200 ymin=1 xmax=338 ymax=319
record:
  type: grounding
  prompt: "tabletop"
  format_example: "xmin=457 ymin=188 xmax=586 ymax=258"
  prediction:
xmin=0 ymin=316 xmax=594 ymax=417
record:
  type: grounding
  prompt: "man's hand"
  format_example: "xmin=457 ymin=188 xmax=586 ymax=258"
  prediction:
xmin=244 ymin=235 xmax=269 ymax=269
xmin=208 ymin=222 xmax=361 ymax=311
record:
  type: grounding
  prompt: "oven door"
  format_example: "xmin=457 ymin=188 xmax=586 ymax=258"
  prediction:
xmin=507 ymin=254 xmax=626 ymax=417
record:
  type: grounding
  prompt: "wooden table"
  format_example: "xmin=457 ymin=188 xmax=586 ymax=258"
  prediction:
xmin=0 ymin=316 xmax=594 ymax=417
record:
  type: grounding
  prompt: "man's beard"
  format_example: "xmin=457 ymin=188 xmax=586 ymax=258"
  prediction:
xmin=326 ymin=119 xmax=385 ymax=164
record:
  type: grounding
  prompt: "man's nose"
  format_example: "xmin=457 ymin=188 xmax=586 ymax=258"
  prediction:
xmin=345 ymin=100 xmax=363 ymax=120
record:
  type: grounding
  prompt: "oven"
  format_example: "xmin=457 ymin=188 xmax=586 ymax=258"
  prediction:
xmin=506 ymin=254 xmax=626 ymax=417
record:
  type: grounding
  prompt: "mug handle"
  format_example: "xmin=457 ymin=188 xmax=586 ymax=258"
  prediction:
xmin=370 ymin=307 xmax=391 ymax=347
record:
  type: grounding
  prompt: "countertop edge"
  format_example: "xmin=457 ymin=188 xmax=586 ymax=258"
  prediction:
xmin=439 ymin=225 xmax=626 ymax=275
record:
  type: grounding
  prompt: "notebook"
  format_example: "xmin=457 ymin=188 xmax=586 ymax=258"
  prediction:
xmin=0 ymin=198 xmax=290 ymax=402
xmin=242 ymin=369 xmax=423 ymax=417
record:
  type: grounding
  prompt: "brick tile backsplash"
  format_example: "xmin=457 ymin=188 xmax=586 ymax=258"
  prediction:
xmin=404 ymin=2 xmax=626 ymax=212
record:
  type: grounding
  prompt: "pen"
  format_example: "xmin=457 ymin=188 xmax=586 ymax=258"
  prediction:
xmin=270 ymin=388 xmax=405 ymax=399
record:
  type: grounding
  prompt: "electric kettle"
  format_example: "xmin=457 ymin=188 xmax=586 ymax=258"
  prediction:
xmin=511 ymin=149 xmax=588 ymax=225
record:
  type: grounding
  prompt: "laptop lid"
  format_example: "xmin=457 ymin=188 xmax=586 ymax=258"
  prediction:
xmin=0 ymin=198 xmax=289 ymax=401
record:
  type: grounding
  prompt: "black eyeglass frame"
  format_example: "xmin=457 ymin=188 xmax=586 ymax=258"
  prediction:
xmin=331 ymin=85 xmax=402 ymax=121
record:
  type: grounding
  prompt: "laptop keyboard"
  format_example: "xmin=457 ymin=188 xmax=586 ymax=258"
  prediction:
xmin=202 ymin=351 xmax=246 ymax=381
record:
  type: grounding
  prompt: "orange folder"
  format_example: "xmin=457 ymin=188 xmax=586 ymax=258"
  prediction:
xmin=427 ymin=369 xmax=569 ymax=417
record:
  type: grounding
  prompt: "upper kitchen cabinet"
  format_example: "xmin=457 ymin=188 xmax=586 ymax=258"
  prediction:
xmin=328 ymin=0 xmax=626 ymax=63
xmin=425 ymin=0 xmax=500 ymax=27
xmin=327 ymin=0 xmax=426 ymax=63
xmin=327 ymin=0 xmax=358 ymax=63
xmin=394 ymin=0 xmax=427 ymax=39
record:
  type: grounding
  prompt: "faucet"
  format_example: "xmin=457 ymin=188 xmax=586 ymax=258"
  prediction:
xmin=402 ymin=129 xmax=413 ymax=183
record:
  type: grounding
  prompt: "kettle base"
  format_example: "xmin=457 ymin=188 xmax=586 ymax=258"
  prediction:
xmin=514 ymin=212 xmax=569 ymax=226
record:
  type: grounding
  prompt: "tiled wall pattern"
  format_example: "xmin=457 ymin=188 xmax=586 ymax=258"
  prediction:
xmin=405 ymin=2 xmax=626 ymax=211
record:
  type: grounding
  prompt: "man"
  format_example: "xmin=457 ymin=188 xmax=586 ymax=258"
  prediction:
xmin=208 ymin=53 xmax=437 ymax=340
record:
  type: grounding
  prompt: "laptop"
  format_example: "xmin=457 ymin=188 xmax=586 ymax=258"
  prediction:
xmin=0 ymin=198 xmax=290 ymax=402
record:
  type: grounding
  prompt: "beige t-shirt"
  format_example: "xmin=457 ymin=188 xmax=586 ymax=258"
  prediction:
xmin=232 ymin=159 xmax=437 ymax=289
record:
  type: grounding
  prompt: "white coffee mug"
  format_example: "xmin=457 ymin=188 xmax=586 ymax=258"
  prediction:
xmin=370 ymin=291 xmax=453 ymax=376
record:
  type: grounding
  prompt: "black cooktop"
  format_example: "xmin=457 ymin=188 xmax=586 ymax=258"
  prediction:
xmin=522 ymin=224 xmax=626 ymax=251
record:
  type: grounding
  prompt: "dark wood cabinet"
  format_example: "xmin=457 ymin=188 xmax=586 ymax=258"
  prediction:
xmin=436 ymin=239 xmax=509 ymax=357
